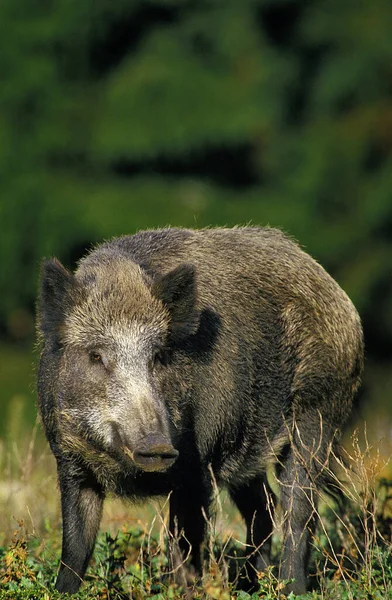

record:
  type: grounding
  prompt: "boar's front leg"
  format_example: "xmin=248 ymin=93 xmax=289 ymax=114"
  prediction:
xmin=55 ymin=466 xmax=104 ymax=594
xmin=229 ymin=474 xmax=276 ymax=589
xmin=169 ymin=479 xmax=211 ymax=590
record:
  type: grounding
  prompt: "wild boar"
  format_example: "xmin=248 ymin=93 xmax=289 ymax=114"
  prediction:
xmin=37 ymin=226 xmax=363 ymax=595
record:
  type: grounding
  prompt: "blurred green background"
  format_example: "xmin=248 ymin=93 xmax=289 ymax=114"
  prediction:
xmin=1 ymin=0 xmax=392 ymax=465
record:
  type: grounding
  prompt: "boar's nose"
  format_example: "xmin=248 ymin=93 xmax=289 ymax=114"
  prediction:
xmin=110 ymin=423 xmax=179 ymax=472
xmin=133 ymin=433 xmax=179 ymax=473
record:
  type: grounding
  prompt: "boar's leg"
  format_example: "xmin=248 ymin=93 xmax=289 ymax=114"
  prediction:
xmin=277 ymin=418 xmax=329 ymax=595
xmin=55 ymin=470 xmax=104 ymax=594
xmin=168 ymin=481 xmax=211 ymax=589
xmin=229 ymin=474 xmax=276 ymax=589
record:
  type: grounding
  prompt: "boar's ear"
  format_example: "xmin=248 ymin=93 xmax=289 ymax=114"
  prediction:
xmin=152 ymin=264 xmax=199 ymax=342
xmin=38 ymin=258 xmax=75 ymax=338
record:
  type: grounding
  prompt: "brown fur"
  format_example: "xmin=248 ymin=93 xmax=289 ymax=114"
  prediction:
xmin=37 ymin=226 xmax=363 ymax=595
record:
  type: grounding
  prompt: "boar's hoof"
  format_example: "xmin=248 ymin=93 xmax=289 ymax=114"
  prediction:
xmin=132 ymin=434 xmax=179 ymax=472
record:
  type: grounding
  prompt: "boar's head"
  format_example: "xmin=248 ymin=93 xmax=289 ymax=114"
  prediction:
xmin=38 ymin=254 xmax=198 ymax=480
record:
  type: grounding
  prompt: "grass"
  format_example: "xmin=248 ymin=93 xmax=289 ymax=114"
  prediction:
xmin=0 ymin=343 xmax=37 ymax=441
xmin=0 ymin=420 xmax=391 ymax=599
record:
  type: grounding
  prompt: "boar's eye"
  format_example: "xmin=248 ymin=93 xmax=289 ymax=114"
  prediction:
xmin=90 ymin=351 xmax=103 ymax=364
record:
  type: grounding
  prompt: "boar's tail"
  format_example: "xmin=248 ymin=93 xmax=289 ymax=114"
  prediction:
xmin=317 ymin=439 xmax=352 ymax=511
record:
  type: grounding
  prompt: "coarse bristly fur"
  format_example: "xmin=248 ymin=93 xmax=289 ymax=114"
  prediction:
xmin=36 ymin=226 xmax=364 ymax=595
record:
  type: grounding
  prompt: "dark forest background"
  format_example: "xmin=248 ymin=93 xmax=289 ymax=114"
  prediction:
xmin=1 ymin=0 xmax=391 ymax=464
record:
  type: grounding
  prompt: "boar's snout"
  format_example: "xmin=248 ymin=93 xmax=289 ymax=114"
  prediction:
xmin=111 ymin=423 xmax=178 ymax=472
xmin=133 ymin=434 xmax=179 ymax=472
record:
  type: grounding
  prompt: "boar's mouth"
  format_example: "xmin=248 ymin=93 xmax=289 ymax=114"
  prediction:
xmin=119 ymin=433 xmax=179 ymax=473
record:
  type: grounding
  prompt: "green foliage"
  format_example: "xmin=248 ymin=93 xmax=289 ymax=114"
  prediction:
xmin=1 ymin=0 xmax=392 ymax=330
xmin=1 ymin=0 xmax=392 ymax=456
xmin=1 ymin=8 xmax=391 ymax=599
xmin=1 ymin=510 xmax=391 ymax=600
